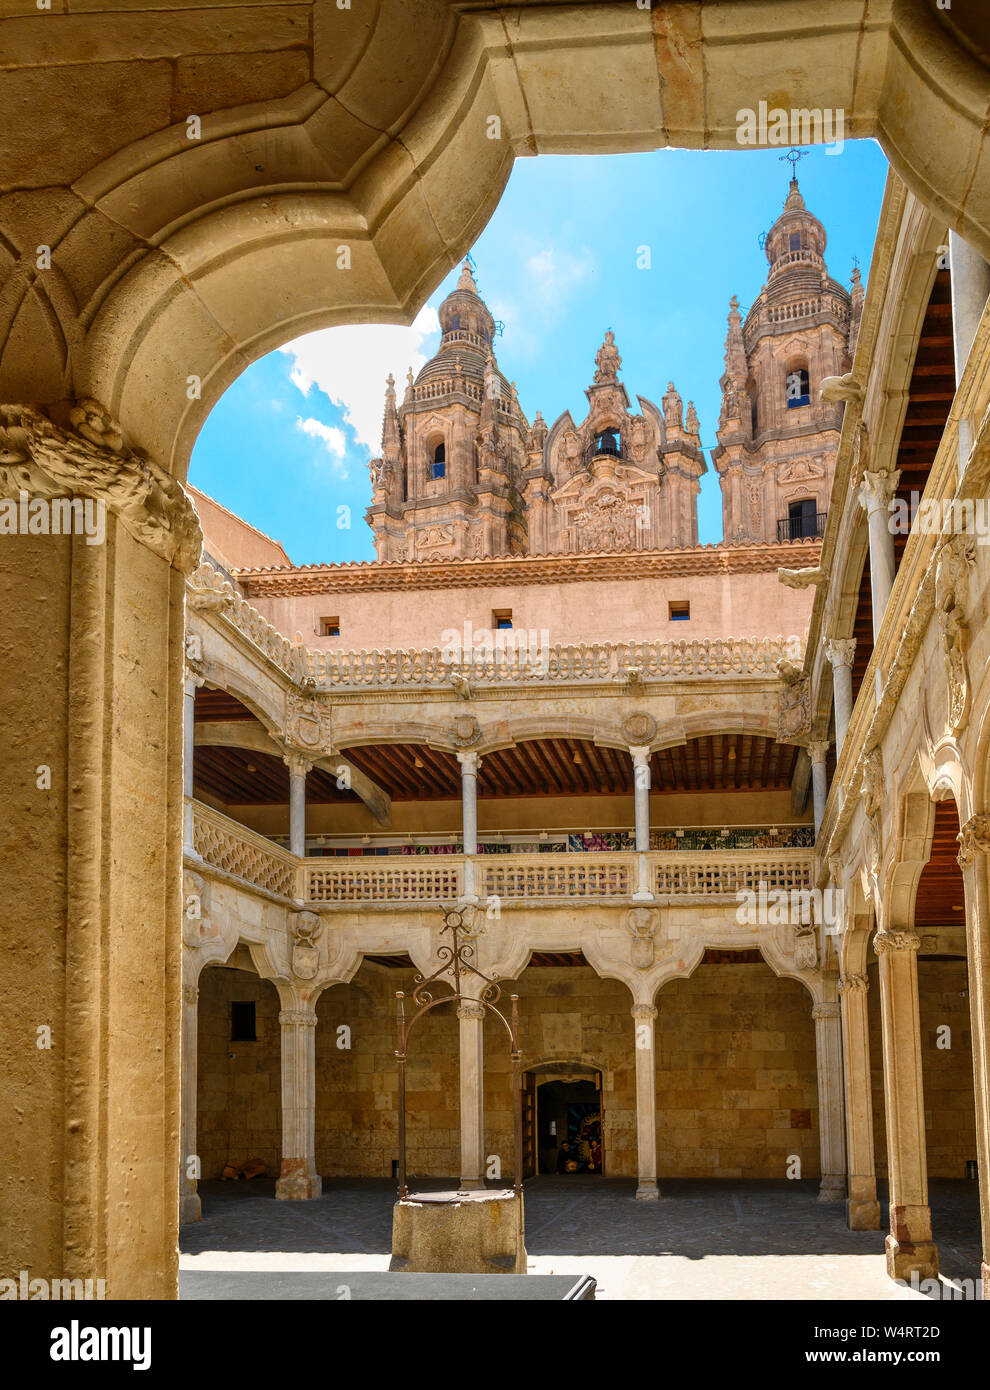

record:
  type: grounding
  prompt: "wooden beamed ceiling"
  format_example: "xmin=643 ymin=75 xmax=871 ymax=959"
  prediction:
xmin=915 ymin=798 xmax=966 ymax=929
xmin=345 ymin=734 xmax=798 ymax=802
xmin=193 ymin=745 xmax=357 ymax=806
xmin=850 ymin=267 xmax=953 ymax=702
xmin=194 ymin=687 xmax=260 ymax=722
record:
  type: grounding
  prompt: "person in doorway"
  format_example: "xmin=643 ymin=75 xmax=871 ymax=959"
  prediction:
xmin=556 ymin=1140 xmax=576 ymax=1173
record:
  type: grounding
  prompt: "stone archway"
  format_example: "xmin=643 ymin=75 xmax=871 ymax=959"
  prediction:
xmin=5 ymin=0 xmax=990 ymax=1300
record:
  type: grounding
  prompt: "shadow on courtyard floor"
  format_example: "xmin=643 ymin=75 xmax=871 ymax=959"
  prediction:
xmin=181 ymin=1175 xmax=982 ymax=1290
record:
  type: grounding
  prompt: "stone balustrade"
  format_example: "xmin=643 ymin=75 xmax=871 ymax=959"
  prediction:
xmin=191 ymin=801 xmax=301 ymax=898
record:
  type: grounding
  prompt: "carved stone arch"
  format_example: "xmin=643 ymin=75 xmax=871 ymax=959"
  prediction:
xmin=198 ymin=664 xmax=285 ymax=740
xmin=881 ymin=759 xmax=941 ymax=935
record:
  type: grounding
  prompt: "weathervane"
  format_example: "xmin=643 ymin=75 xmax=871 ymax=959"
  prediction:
xmin=780 ymin=147 xmax=807 ymax=178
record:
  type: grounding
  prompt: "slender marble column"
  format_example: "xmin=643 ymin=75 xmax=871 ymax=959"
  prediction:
xmin=630 ymin=746 xmax=652 ymax=852
xmin=457 ymin=750 xmax=480 ymax=855
xmin=857 ymin=470 xmax=900 ymax=638
xmin=875 ymin=928 xmax=938 ymax=1279
xmin=183 ymin=674 xmax=199 ymax=848
xmin=275 ymin=1006 xmax=322 ymax=1200
xmin=813 ymin=1000 xmax=847 ymax=1201
xmin=284 ymin=752 xmax=310 ymax=859
xmin=957 ymin=816 xmax=990 ymax=1299
xmin=632 ymin=1003 xmax=659 ymax=1200
xmin=179 ymin=978 xmax=201 ymax=1223
xmin=808 ymin=740 xmax=830 ymax=837
xmin=839 ymin=973 xmax=882 ymax=1228
xmin=457 ymin=997 xmax=486 ymax=1190
xmin=823 ymin=639 xmax=856 ymax=757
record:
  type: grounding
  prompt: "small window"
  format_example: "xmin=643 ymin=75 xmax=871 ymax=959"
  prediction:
xmin=449 ymin=313 xmax=460 ymax=330
xmin=788 ymin=499 xmax=819 ymax=540
xmin=786 ymin=367 xmax=810 ymax=408
xmin=493 ymin=609 xmax=513 ymax=630
xmin=320 ymin=617 xmax=340 ymax=637
xmin=231 ymin=1001 xmax=256 ymax=1042
xmin=668 ymin=600 xmax=690 ymax=621
xmin=789 ymin=232 xmax=802 ymax=252
xmin=431 ymin=442 xmax=446 ymax=479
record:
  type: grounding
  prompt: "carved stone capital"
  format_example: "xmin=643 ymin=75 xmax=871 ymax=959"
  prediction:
xmin=858 ymin=468 xmax=900 ymax=512
xmin=631 ymin=1004 xmax=658 ymax=1020
xmin=812 ymin=1002 xmax=840 ymax=1020
xmin=807 ymin=739 xmax=830 ymax=765
xmin=0 ymin=401 xmax=202 ymax=573
xmin=279 ymin=1009 xmax=318 ymax=1028
xmin=457 ymin=1000 xmax=486 ymax=1021
xmin=838 ymin=974 xmax=868 ymax=995
xmin=873 ymin=930 xmax=920 ymax=956
xmin=628 ymin=744 xmax=652 ymax=768
xmin=958 ymin=815 xmax=990 ymax=869
xmin=182 ymin=984 xmax=199 ymax=1006
xmin=283 ymin=749 xmax=313 ymax=778
xmin=824 ymin=637 xmax=856 ymax=669
xmin=456 ymin=749 xmax=481 ymax=774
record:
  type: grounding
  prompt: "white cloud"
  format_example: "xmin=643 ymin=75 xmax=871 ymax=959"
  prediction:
xmin=296 ymin=416 xmax=348 ymax=477
xmin=280 ymin=305 xmax=441 ymax=454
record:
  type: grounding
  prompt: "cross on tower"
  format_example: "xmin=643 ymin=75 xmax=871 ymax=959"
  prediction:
xmin=780 ymin=147 xmax=808 ymax=178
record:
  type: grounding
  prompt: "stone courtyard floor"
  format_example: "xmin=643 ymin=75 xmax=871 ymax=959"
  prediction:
xmin=179 ymin=1176 xmax=984 ymax=1300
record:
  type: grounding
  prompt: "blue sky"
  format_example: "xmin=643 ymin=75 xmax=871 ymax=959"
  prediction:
xmin=189 ymin=141 xmax=890 ymax=564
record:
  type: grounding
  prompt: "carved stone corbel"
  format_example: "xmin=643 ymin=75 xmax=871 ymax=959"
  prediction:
xmin=627 ymin=906 xmax=659 ymax=970
xmin=958 ymin=815 xmax=990 ymax=870
xmin=0 ymin=400 xmax=202 ymax=573
xmin=290 ymin=911 xmax=323 ymax=980
xmin=934 ymin=535 xmax=977 ymax=736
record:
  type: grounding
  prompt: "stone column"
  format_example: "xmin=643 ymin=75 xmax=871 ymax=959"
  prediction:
xmin=823 ymin=639 xmax=856 ymax=757
xmin=276 ymin=1006 xmax=322 ymax=1200
xmin=875 ymin=927 xmax=938 ymax=1279
xmin=949 ymin=232 xmax=990 ymax=383
xmin=630 ymin=746 xmax=652 ymax=852
xmin=179 ymin=979 xmax=201 ymax=1224
xmin=457 ymin=998 xmax=486 ymax=1190
xmin=812 ymin=1000 xmax=846 ymax=1201
xmin=632 ymin=1003 xmax=659 ymax=1200
xmin=808 ymin=740 xmax=830 ymax=837
xmin=283 ymin=751 xmax=310 ymax=859
xmin=839 ymin=973 xmax=882 ymax=1229
xmin=857 ymin=469 xmax=900 ymax=638
xmin=183 ymin=674 xmax=199 ymax=849
xmin=0 ymin=402 xmax=202 ymax=1298
xmin=957 ymin=815 xmax=990 ymax=1299
xmin=457 ymin=750 xmax=480 ymax=855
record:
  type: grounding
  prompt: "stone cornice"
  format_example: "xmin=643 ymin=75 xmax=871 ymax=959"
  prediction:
xmin=232 ymin=540 xmax=822 ymax=597
xmin=0 ymin=401 xmax=202 ymax=574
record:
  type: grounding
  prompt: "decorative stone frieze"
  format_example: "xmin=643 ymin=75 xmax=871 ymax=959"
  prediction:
xmin=290 ymin=912 xmax=323 ymax=981
xmin=958 ymin=815 xmax=990 ymax=869
xmin=934 ymin=535 xmax=977 ymax=735
xmin=627 ymin=906 xmax=659 ymax=970
xmin=0 ymin=401 xmax=202 ymax=573
xmin=873 ymin=930 xmax=921 ymax=955
xmin=284 ymin=691 xmax=333 ymax=757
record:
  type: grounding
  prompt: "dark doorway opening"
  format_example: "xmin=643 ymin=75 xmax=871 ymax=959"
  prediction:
xmin=523 ymin=1070 xmax=604 ymax=1176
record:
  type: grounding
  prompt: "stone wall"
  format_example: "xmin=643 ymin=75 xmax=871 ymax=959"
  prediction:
xmin=315 ymin=968 xmax=459 ymax=1179
xmin=869 ymin=958 xmax=977 ymax=1180
xmin=657 ymin=962 xmax=820 ymax=1179
xmin=484 ymin=967 xmax=638 ymax=1178
xmin=197 ymin=966 xmax=281 ymax=1181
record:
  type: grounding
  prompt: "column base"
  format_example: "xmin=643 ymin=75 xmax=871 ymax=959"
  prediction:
xmin=885 ymin=1235 xmax=938 ymax=1282
xmin=635 ymin=1180 xmax=660 ymax=1201
xmin=631 ymin=892 xmax=655 ymax=904
xmin=275 ymin=1159 xmax=323 ymax=1201
xmin=846 ymin=1198 xmax=882 ymax=1230
xmin=817 ymin=1175 xmax=846 ymax=1203
xmin=179 ymin=1192 xmax=202 ymax=1225
xmin=458 ymin=1178 xmax=485 ymax=1192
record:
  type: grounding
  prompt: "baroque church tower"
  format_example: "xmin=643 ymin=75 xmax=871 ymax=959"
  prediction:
xmin=712 ymin=175 xmax=863 ymax=544
xmin=367 ymin=263 xmax=707 ymax=560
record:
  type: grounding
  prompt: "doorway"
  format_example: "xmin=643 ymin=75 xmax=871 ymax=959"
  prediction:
xmin=522 ymin=1064 xmax=604 ymax=1177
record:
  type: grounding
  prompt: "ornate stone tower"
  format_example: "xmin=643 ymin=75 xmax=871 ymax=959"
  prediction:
xmin=713 ymin=176 xmax=857 ymax=545
xmin=366 ymin=261 xmax=530 ymax=562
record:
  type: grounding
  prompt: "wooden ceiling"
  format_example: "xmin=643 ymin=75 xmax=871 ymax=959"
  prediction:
xmin=915 ymin=798 xmax=966 ymax=928
xmin=195 ymin=688 xmax=259 ymax=721
xmin=193 ymin=746 xmax=357 ymax=805
xmin=345 ymin=735 xmax=799 ymax=801
xmin=849 ymin=267 xmax=953 ymax=702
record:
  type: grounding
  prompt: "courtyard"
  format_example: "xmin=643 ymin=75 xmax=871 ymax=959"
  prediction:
xmin=180 ymin=1178 xmax=983 ymax=1301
